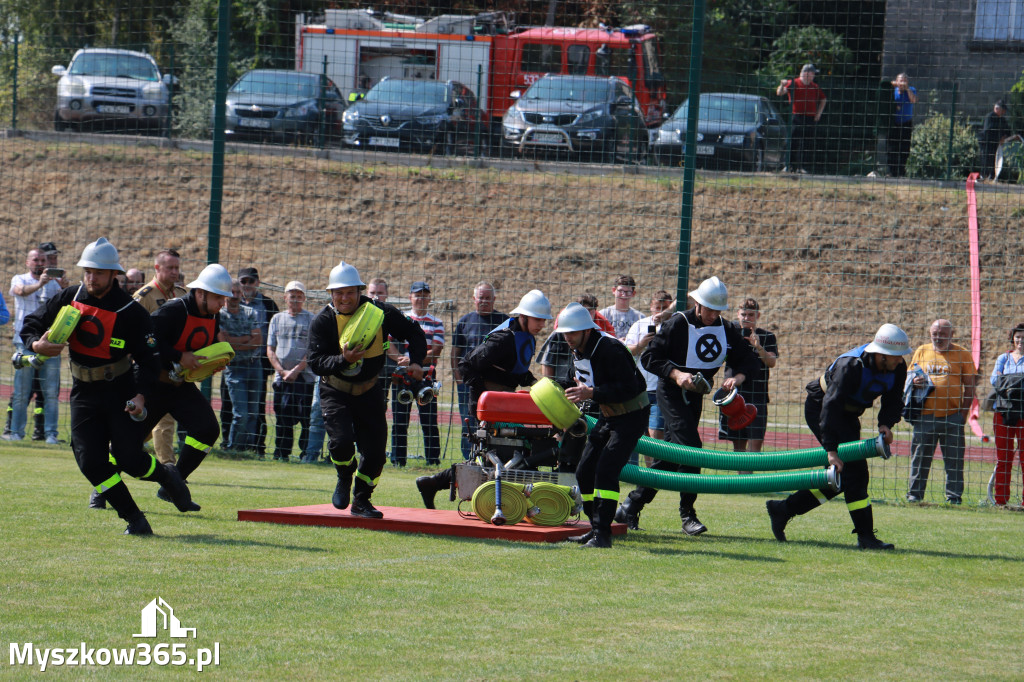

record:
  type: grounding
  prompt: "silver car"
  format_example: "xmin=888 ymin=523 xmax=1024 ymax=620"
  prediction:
xmin=52 ymin=48 xmax=173 ymax=133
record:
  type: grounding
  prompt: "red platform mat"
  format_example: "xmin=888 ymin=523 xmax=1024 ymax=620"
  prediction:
xmin=237 ymin=504 xmax=626 ymax=543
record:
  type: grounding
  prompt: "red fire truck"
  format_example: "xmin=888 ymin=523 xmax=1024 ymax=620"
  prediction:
xmin=295 ymin=10 xmax=667 ymax=136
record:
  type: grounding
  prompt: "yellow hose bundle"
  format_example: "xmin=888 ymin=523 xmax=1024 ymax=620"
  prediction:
xmin=529 ymin=377 xmax=582 ymax=430
xmin=340 ymin=303 xmax=384 ymax=351
xmin=47 ymin=305 xmax=81 ymax=344
xmin=471 ymin=481 xmax=529 ymax=525
xmin=522 ymin=482 xmax=575 ymax=526
xmin=180 ymin=341 xmax=235 ymax=382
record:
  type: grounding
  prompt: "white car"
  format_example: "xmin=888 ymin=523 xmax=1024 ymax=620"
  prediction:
xmin=52 ymin=48 xmax=174 ymax=134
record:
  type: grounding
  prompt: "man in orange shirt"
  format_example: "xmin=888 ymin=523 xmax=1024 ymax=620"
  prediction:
xmin=906 ymin=319 xmax=978 ymax=504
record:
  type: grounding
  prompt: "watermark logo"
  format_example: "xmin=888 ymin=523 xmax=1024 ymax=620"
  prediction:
xmin=8 ymin=598 xmax=220 ymax=672
xmin=134 ymin=597 xmax=196 ymax=639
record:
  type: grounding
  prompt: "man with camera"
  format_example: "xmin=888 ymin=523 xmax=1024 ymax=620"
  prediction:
xmin=624 ymin=290 xmax=676 ymax=459
xmin=308 ymin=262 xmax=427 ymax=519
xmin=615 ymin=276 xmax=759 ymax=536
xmin=6 ymin=248 xmax=63 ymax=444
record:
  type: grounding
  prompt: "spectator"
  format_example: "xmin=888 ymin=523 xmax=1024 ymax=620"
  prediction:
xmin=5 ymin=249 xmax=62 ymax=444
xmin=38 ymin=242 xmax=70 ymax=289
xmin=614 ymin=274 xmax=761 ymax=532
xmin=766 ymin=324 xmax=910 ymax=550
xmin=134 ymin=249 xmax=188 ymax=465
xmin=887 ymin=73 xmax=917 ymax=178
xmin=238 ymin=266 xmax=281 ymax=458
xmin=599 ymin=275 xmax=643 ymax=340
xmin=776 ymin=63 xmax=827 ymax=174
xmin=906 ymin=320 xmax=977 ymax=504
xmin=124 ymin=268 xmax=146 ymax=296
xmin=390 ymin=281 xmax=444 ymax=466
xmin=539 ymin=293 xmax=615 ymax=387
xmin=980 ymin=99 xmax=1013 ymax=181
xmin=624 ymin=289 xmax=675 ymax=465
xmin=26 ymin=242 xmax=68 ymax=441
xmin=616 ymin=276 xmax=759 ymax=536
xmin=719 ymin=298 xmax=779 ymax=468
xmin=579 ymin=292 xmax=615 ymax=334
xmin=988 ymin=322 xmax=1024 ymax=506
xmin=267 ymin=281 xmax=316 ymax=462
xmin=218 ymin=279 xmax=262 ymax=453
xmin=451 ymin=281 xmax=508 ymax=459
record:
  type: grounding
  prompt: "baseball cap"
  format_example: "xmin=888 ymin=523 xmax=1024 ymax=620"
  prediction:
xmin=39 ymin=242 xmax=59 ymax=254
xmin=801 ymin=63 xmax=818 ymax=74
xmin=238 ymin=267 xmax=259 ymax=281
xmin=410 ymin=281 xmax=431 ymax=293
xmin=996 ymin=99 xmax=1008 ymax=110
xmin=284 ymin=280 xmax=306 ymax=293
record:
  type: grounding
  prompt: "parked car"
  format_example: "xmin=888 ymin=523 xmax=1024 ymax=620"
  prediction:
xmin=52 ymin=48 xmax=173 ymax=134
xmin=219 ymin=69 xmax=346 ymax=145
xmin=649 ymin=93 xmax=785 ymax=171
xmin=501 ymin=74 xmax=647 ymax=163
xmin=341 ymin=78 xmax=483 ymax=154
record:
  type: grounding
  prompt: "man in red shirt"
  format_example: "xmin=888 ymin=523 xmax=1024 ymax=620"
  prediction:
xmin=776 ymin=63 xmax=827 ymax=173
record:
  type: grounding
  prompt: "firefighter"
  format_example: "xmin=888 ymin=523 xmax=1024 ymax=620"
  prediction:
xmin=415 ymin=289 xmax=553 ymax=509
xmin=307 ymin=262 xmax=427 ymax=519
xmin=555 ymin=303 xmax=649 ymax=549
xmin=615 ymin=276 xmax=759 ymax=535
xmin=138 ymin=263 xmax=232 ymax=512
xmin=766 ymin=324 xmax=909 ymax=550
xmin=21 ymin=237 xmax=192 ymax=535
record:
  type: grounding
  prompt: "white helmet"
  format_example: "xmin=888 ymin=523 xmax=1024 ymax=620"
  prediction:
xmin=688 ymin=276 xmax=728 ymax=311
xmin=510 ymin=289 xmax=553 ymax=320
xmin=77 ymin=237 xmax=124 ymax=272
xmin=187 ymin=264 xmax=233 ymax=297
xmin=556 ymin=302 xmax=597 ymax=332
xmin=326 ymin=261 xmax=365 ymax=290
xmin=865 ymin=323 xmax=912 ymax=356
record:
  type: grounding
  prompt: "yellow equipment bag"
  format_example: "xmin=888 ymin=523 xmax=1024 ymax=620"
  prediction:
xmin=47 ymin=305 xmax=82 ymax=344
xmin=180 ymin=341 xmax=235 ymax=382
xmin=339 ymin=302 xmax=384 ymax=351
xmin=529 ymin=377 xmax=583 ymax=430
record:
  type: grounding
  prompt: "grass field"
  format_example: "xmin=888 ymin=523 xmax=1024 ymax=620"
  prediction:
xmin=3 ymin=441 xmax=1023 ymax=680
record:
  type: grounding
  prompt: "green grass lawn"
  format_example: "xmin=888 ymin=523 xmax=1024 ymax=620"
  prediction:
xmin=3 ymin=441 xmax=1023 ymax=680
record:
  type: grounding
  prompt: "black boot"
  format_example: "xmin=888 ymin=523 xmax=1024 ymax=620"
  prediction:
xmin=850 ymin=503 xmax=894 ymax=550
xmin=582 ymin=499 xmax=616 ymax=549
xmin=2 ymin=404 xmax=11 ymax=436
xmin=332 ymin=467 xmax=354 ymax=510
xmin=350 ymin=479 xmax=383 ymax=518
xmin=857 ymin=532 xmax=895 ymax=550
xmin=31 ymin=410 xmax=45 ymax=441
xmin=613 ymin=496 xmax=644 ymax=531
xmin=566 ymin=501 xmax=595 ymax=543
xmin=680 ymin=507 xmax=707 ymax=536
xmin=89 ymin=489 xmax=107 ymax=509
xmin=153 ymin=462 xmax=199 ymax=512
xmin=766 ymin=499 xmax=792 ymax=542
xmin=123 ymin=511 xmax=153 ymax=536
xmin=416 ymin=475 xmax=441 ymax=509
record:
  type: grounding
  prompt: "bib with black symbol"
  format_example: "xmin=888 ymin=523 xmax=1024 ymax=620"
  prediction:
xmin=685 ymin=321 xmax=727 ymax=370
xmin=573 ymin=333 xmax=616 ymax=387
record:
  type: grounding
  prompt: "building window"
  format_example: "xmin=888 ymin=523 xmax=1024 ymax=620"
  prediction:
xmin=974 ymin=0 xmax=1024 ymax=41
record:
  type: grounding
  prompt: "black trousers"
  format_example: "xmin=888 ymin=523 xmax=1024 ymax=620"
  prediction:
xmin=272 ymin=377 xmax=314 ymax=458
xmin=321 ymin=381 xmax=388 ymax=493
xmin=627 ymin=385 xmax=703 ymax=514
xmin=887 ymin=121 xmax=913 ymax=177
xmin=790 ymin=115 xmax=818 ymax=171
xmin=70 ymin=376 xmax=151 ymax=485
xmin=138 ymin=381 xmax=220 ymax=479
xmin=576 ymin=409 xmax=648 ymax=501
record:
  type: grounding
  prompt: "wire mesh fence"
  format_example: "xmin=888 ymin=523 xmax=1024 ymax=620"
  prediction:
xmin=1 ymin=0 xmax=1023 ymax=507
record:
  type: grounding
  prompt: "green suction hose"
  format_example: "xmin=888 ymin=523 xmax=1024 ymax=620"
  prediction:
xmin=619 ymin=464 xmax=841 ymax=494
xmin=584 ymin=416 xmax=886 ymax=471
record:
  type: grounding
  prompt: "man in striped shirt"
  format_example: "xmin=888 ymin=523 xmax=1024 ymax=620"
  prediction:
xmin=390 ymin=281 xmax=445 ymax=466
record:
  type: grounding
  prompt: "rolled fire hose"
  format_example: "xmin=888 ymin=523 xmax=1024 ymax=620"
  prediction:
xmin=583 ymin=416 xmax=887 ymax=471
xmin=619 ymin=463 xmax=841 ymax=495
xmin=522 ymin=482 xmax=575 ymax=526
xmin=472 ymin=480 xmax=529 ymax=525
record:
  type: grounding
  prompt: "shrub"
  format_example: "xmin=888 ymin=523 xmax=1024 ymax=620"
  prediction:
xmin=906 ymin=112 xmax=978 ymax=179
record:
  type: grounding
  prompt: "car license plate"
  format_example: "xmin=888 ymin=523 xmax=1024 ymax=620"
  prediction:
xmin=96 ymin=105 xmax=130 ymax=114
xmin=696 ymin=144 xmax=714 ymax=155
xmin=369 ymin=136 xmax=400 ymax=148
xmin=238 ymin=118 xmax=271 ymax=129
xmin=532 ymin=133 xmax=563 ymax=144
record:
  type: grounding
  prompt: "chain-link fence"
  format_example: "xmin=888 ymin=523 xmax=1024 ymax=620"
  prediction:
xmin=2 ymin=0 xmax=1023 ymax=506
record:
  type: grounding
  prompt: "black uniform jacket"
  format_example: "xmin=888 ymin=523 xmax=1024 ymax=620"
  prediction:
xmin=641 ymin=308 xmax=759 ymax=392
xmin=21 ymin=281 xmax=160 ymax=396
xmin=151 ymin=292 xmax=222 ymax=370
xmin=308 ymin=296 xmax=427 ymax=383
xmin=459 ymin=317 xmax=537 ymax=393
xmin=573 ymin=331 xmax=647 ymax=405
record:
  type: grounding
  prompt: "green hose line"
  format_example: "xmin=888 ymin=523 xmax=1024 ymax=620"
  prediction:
xmin=584 ymin=415 xmax=883 ymax=471
xmin=522 ymin=482 xmax=574 ymax=526
xmin=471 ymin=481 xmax=529 ymax=525
xmin=618 ymin=464 xmax=840 ymax=495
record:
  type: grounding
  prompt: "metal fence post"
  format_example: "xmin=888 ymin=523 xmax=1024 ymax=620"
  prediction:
xmin=676 ymin=0 xmax=706 ymax=302
xmin=12 ymin=33 xmax=18 ymax=130
xmin=946 ymin=81 xmax=958 ymax=180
